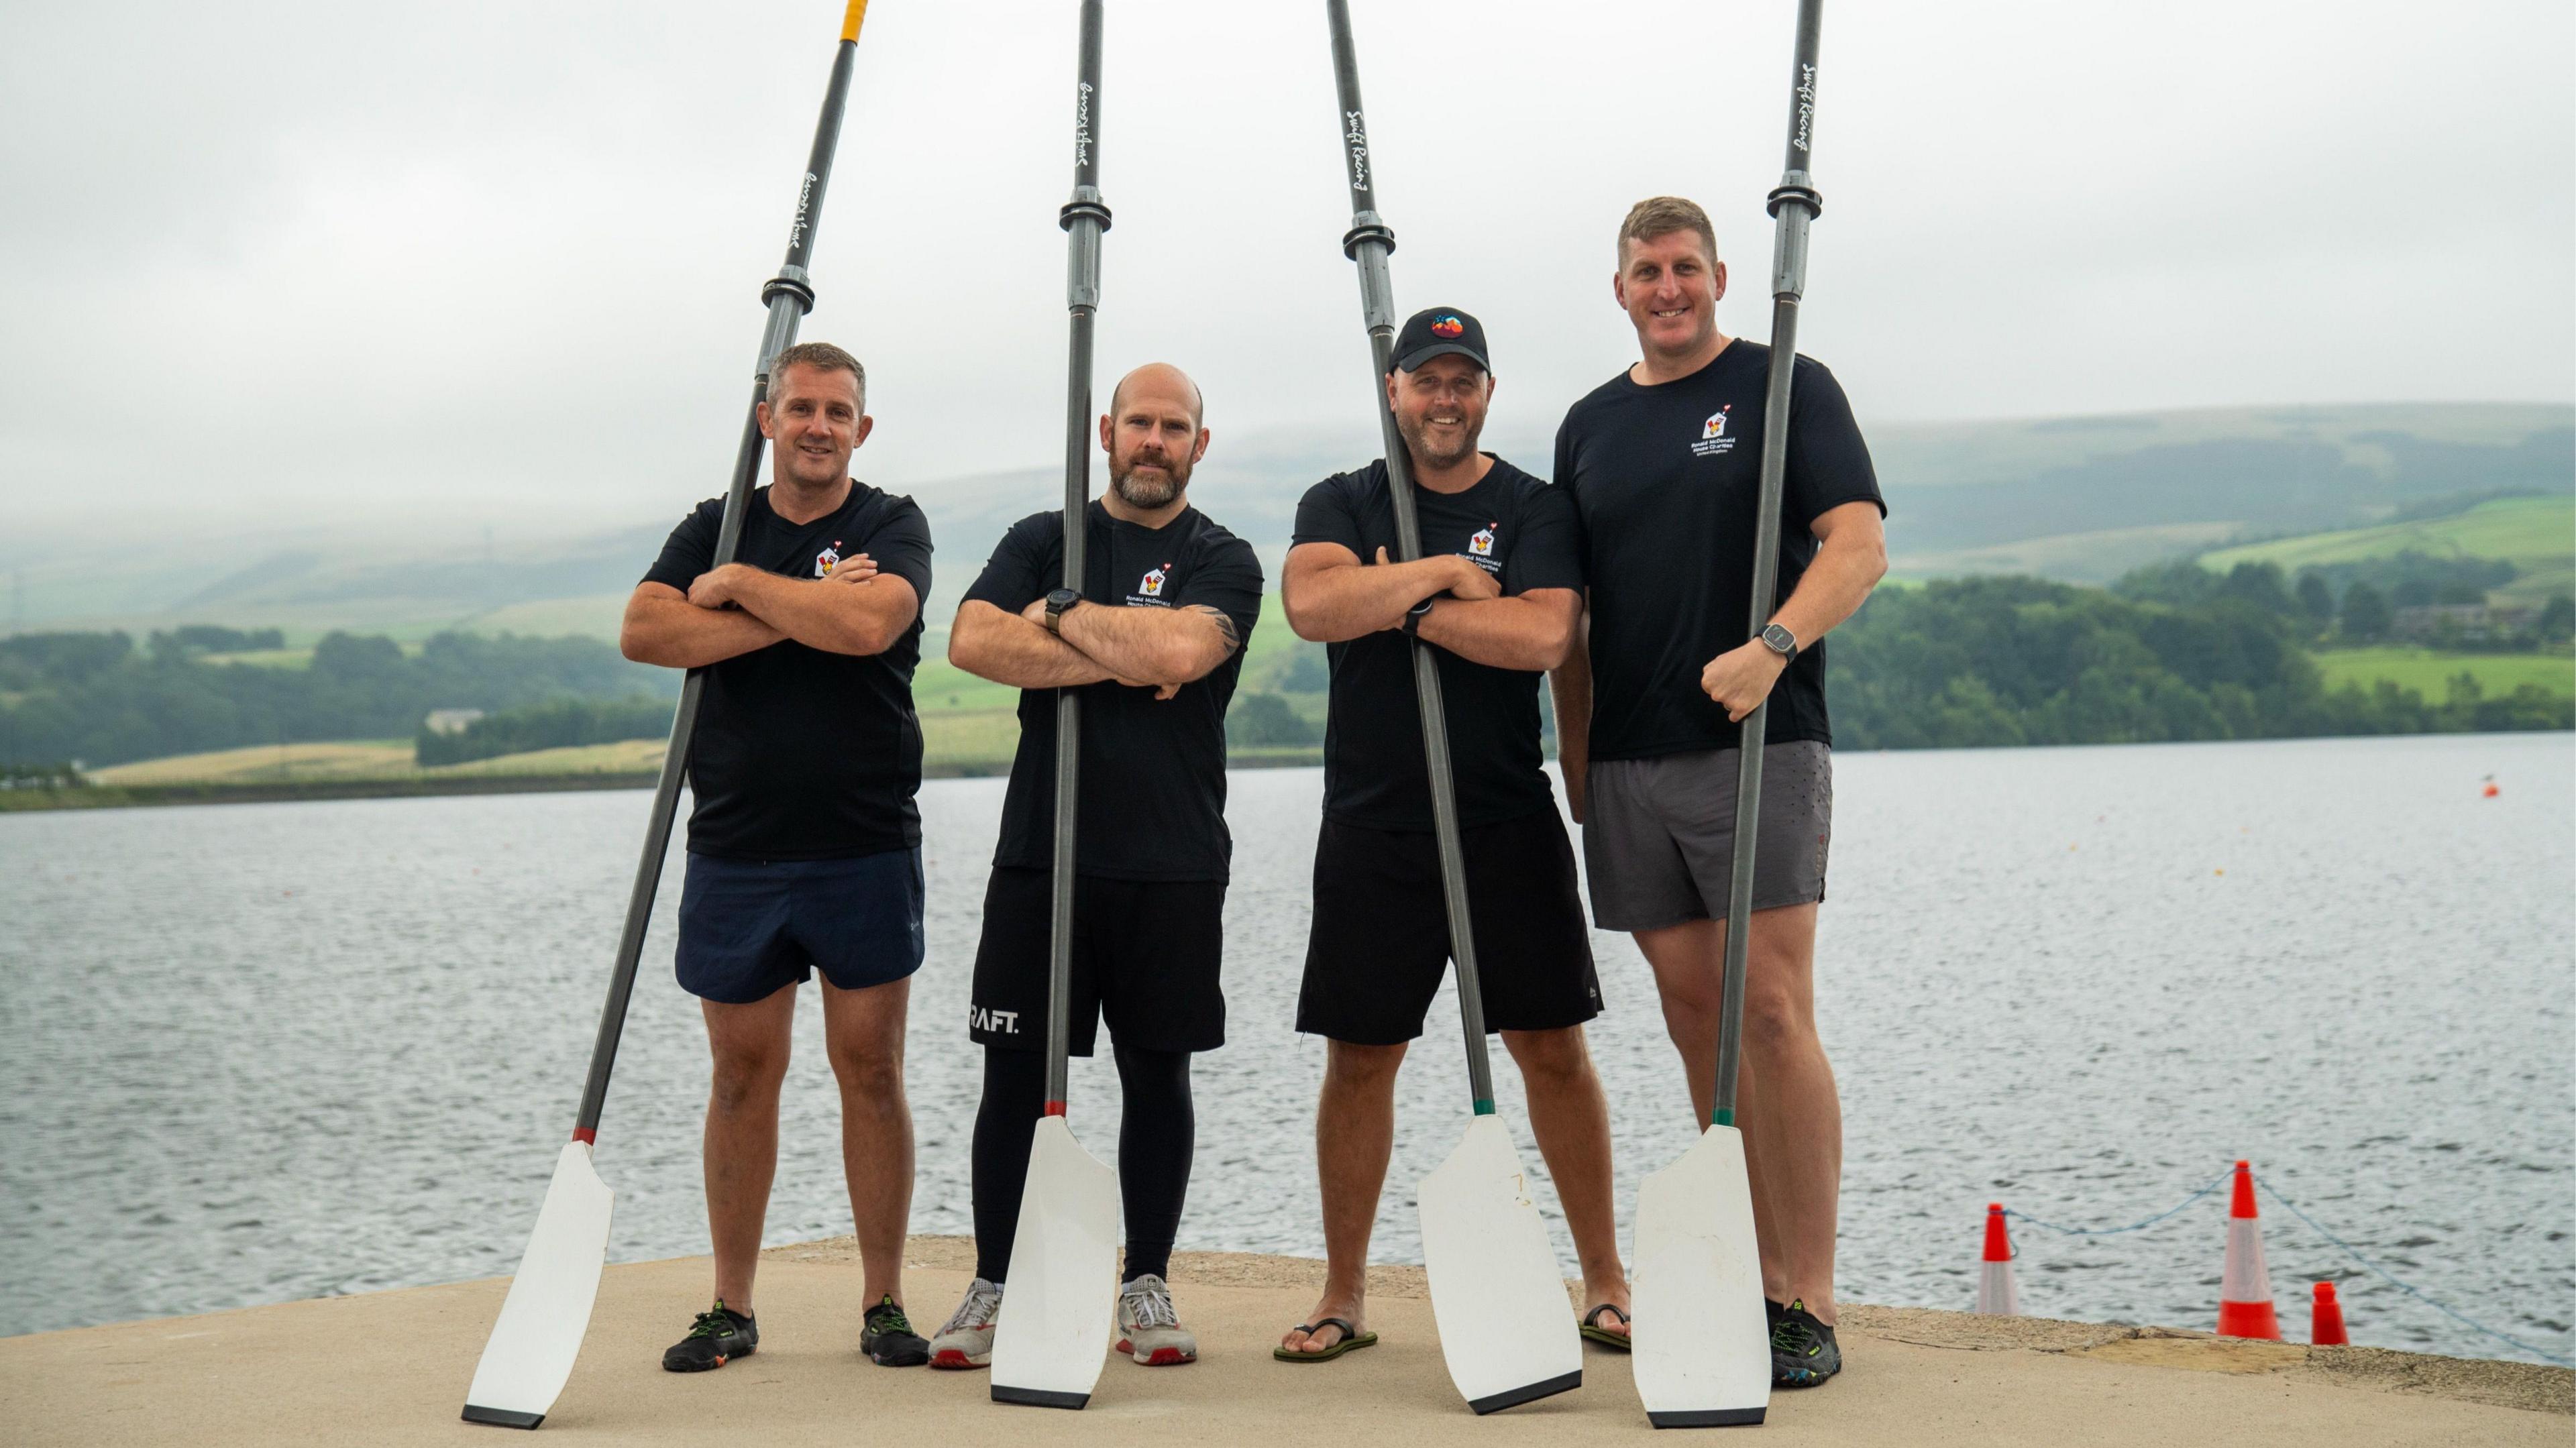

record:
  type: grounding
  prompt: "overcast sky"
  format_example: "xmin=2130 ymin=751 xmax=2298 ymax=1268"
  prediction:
xmin=2 ymin=0 xmax=2569 ymax=547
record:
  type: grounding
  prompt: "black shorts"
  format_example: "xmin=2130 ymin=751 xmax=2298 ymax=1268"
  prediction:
xmin=967 ymin=867 xmax=1227 ymax=1056
xmin=674 ymin=848 xmax=925 ymax=1004
xmin=1297 ymin=808 xmax=1601 ymax=1046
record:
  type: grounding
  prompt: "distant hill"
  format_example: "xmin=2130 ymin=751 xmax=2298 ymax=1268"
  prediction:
xmin=7 ymin=401 xmax=2567 ymax=640
xmin=2200 ymin=495 xmax=2573 ymax=605
xmin=1872 ymin=402 xmax=2573 ymax=583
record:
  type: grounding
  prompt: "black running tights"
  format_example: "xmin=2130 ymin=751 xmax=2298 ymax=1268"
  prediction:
xmin=971 ymin=1043 xmax=1195 ymax=1286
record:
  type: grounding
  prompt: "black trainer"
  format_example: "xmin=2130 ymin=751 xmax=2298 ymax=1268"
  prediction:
xmin=1766 ymin=1298 xmax=1787 ymax=1332
xmin=663 ymin=1302 xmax=757 ymax=1372
xmin=1770 ymin=1298 xmax=1840 ymax=1386
xmin=860 ymin=1294 xmax=930 ymax=1367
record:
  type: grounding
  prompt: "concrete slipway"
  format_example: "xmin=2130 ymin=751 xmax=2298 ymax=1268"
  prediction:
xmin=3 ymin=1235 xmax=2565 ymax=1445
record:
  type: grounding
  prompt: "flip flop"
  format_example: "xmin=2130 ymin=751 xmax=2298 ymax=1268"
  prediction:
xmin=1579 ymin=1302 xmax=1633 ymax=1351
xmin=1272 ymin=1317 xmax=1379 ymax=1363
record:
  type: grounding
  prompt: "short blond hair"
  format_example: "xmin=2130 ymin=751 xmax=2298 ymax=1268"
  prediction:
xmin=769 ymin=341 xmax=866 ymax=404
xmin=1617 ymin=196 xmax=1719 ymax=272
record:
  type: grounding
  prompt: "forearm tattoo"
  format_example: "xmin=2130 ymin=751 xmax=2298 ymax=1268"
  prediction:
xmin=1186 ymin=604 xmax=1242 ymax=656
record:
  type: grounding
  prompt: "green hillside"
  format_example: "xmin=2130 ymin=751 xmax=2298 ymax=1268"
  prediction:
xmin=2201 ymin=496 xmax=2575 ymax=604
xmin=2312 ymin=648 xmax=2575 ymax=701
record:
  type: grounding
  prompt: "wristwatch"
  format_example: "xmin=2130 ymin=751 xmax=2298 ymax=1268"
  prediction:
xmin=1760 ymin=621 xmax=1799 ymax=661
xmin=1403 ymin=597 xmax=1437 ymax=638
xmin=1043 ymin=588 xmax=1082 ymax=634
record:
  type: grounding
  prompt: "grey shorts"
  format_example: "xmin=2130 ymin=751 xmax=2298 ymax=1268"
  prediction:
xmin=1580 ymin=742 xmax=1832 ymax=932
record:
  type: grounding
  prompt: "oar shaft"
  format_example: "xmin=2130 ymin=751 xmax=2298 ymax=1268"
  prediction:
xmin=1323 ymin=0 xmax=1495 ymax=1113
xmin=573 ymin=13 xmax=869 ymax=1142
xmin=1046 ymin=0 xmax=1111 ymax=1113
xmin=1715 ymin=0 xmax=1826 ymax=1129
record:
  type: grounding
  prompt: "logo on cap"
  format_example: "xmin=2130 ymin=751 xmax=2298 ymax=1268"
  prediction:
xmin=1431 ymin=315 xmax=1464 ymax=338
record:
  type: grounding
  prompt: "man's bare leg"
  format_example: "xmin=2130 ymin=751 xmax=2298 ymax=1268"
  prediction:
xmin=1281 ymin=1039 xmax=1407 ymax=1355
xmin=1500 ymin=1025 xmax=1630 ymax=1336
xmin=702 ymin=984 xmax=797 ymax=1311
xmin=1634 ymin=905 xmax=1841 ymax=1325
xmin=820 ymin=975 xmax=914 ymax=1307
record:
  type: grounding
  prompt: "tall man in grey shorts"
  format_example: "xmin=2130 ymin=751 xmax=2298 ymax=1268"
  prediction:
xmin=1549 ymin=197 xmax=1888 ymax=1387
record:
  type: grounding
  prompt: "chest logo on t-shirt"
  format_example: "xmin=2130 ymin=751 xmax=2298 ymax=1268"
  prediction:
xmin=814 ymin=540 xmax=843 ymax=577
xmin=1128 ymin=562 xmax=1175 ymax=607
xmin=1692 ymin=406 xmax=1737 ymax=459
xmin=1458 ymin=522 xmax=1503 ymax=575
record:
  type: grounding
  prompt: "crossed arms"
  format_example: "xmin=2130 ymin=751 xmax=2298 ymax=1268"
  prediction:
xmin=949 ymin=595 xmax=1241 ymax=695
xmin=621 ymin=554 xmax=921 ymax=667
xmin=1282 ymin=543 xmax=1580 ymax=673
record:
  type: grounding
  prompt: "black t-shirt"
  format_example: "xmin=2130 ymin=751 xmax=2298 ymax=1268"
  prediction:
xmin=1291 ymin=456 xmax=1584 ymax=832
xmin=964 ymin=500 xmax=1264 ymax=882
xmin=1555 ymin=341 xmax=1883 ymax=760
xmin=641 ymin=482 xmax=932 ymax=860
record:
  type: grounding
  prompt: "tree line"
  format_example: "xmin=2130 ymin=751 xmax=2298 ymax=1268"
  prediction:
xmin=414 ymin=696 xmax=677 ymax=767
xmin=1826 ymin=567 xmax=2571 ymax=750
xmin=5 ymin=560 xmax=2566 ymax=772
xmin=0 ymin=630 xmax=674 ymax=769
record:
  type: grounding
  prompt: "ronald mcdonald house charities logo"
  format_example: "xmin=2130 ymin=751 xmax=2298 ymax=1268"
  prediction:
xmin=1691 ymin=405 xmax=1737 ymax=459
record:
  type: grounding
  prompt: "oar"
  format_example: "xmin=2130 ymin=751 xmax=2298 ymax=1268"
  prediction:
xmin=1629 ymin=0 xmax=1829 ymax=1428
xmin=460 ymin=2 xmax=873 ymax=1429
xmin=988 ymin=0 xmax=1122 ymax=1412
xmin=1318 ymin=0 xmax=1582 ymax=1416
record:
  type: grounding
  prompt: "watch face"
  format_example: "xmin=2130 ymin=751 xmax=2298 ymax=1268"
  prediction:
xmin=1763 ymin=623 xmax=1796 ymax=655
xmin=1047 ymin=588 xmax=1079 ymax=612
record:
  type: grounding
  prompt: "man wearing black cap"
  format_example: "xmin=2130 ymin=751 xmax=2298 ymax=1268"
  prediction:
xmin=1275 ymin=309 xmax=1629 ymax=1363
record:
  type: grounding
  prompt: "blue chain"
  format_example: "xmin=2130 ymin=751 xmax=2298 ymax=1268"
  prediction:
xmin=2001 ymin=1169 xmax=2231 ymax=1238
xmin=2253 ymin=1174 xmax=2574 ymax=1369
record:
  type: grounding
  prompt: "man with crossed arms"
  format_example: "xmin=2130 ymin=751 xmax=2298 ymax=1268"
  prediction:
xmin=1277 ymin=309 xmax=1629 ymax=1363
xmin=930 ymin=361 xmax=1263 ymax=1371
xmin=622 ymin=340 xmax=934 ymax=1373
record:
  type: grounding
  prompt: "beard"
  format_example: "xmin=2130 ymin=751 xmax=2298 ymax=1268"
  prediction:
xmin=1111 ymin=451 xmax=1191 ymax=508
xmin=1397 ymin=411 xmax=1480 ymax=473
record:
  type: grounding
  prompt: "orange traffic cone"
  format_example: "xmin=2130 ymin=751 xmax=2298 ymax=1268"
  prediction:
xmin=2310 ymin=1281 xmax=2349 ymax=1346
xmin=1976 ymin=1203 xmax=2020 ymax=1315
xmin=2216 ymin=1160 xmax=2282 ymax=1339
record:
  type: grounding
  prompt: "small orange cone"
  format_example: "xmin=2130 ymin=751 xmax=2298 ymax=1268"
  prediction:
xmin=2216 ymin=1160 xmax=2282 ymax=1339
xmin=2310 ymin=1281 xmax=2349 ymax=1346
xmin=1976 ymin=1203 xmax=2021 ymax=1315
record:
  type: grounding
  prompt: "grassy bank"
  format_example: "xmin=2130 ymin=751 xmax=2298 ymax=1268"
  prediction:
xmin=2202 ymin=495 xmax=2576 ymax=606
xmin=2313 ymin=648 xmax=2576 ymax=700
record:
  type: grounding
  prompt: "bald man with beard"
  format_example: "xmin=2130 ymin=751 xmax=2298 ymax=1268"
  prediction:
xmin=928 ymin=363 xmax=1264 ymax=1372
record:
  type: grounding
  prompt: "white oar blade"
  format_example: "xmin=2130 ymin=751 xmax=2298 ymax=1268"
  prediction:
xmin=989 ymin=1115 xmax=1121 ymax=1409
xmin=1633 ymin=1125 xmax=1769 ymax=1428
xmin=1417 ymin=1115 xmax=1584 ymax=1414
xmin=463 ymin=1141 xmax=616 ymax=1429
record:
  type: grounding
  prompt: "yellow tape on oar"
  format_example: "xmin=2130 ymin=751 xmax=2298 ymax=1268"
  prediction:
xmin=841 ymin=0 xmax=868 ymax=42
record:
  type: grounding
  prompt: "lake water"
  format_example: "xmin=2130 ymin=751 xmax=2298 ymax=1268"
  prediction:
xmin=3 ymin=734 xmax=2570 ymax=1365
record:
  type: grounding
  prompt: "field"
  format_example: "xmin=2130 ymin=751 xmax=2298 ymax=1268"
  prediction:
xmin=2313 ymin=648 xmax=2576 ymax=700
xmin=2201 ymin=496 xmax=2576 ymax=604
xmin=88 ymin=738 xmax=665 ymax=786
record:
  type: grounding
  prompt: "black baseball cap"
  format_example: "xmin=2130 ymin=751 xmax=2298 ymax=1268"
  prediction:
xmin=1389 ymin=307 xmax=1491 ymax=375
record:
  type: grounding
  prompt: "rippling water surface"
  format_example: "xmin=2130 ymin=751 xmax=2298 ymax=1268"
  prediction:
xmin=3 ymin=733 xmax=2569 ymax=1363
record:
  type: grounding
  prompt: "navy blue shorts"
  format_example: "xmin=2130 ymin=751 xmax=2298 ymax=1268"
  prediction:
xmin=675 ymin=848 xmax=926 ymax=1004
